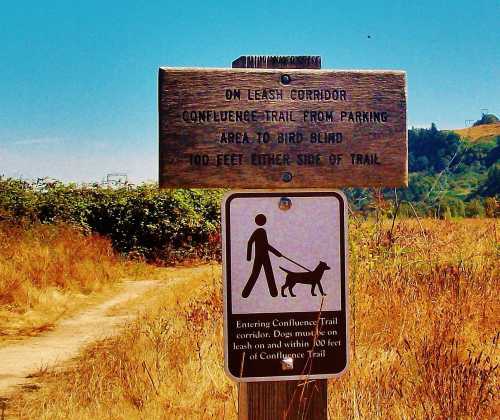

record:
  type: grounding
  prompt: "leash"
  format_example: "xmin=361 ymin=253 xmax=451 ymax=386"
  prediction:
xmin=281 ymin=254 xmax=312 ymax=272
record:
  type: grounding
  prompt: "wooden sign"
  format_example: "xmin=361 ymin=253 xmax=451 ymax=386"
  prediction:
xmin=159 ymin=66 xmax=407 ymax=188
xmin=222 ymin=190 xmax=348 ymax=381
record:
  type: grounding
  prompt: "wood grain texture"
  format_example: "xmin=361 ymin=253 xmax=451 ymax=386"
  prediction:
xmin=234 ymin=55 xmax=328 ymax=420
xmin=159 ymin=67 xmax=407 ymax=188
xmin=233 ymin=55 xmax=321 ymax=69
xmin=239 ymin=380 xmax=327 ymax=420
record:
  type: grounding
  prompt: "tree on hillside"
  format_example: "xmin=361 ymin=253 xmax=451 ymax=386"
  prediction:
xmin=465 ymin=199 xmax=485 ymax=217
xmin=397 ymin=174 xmax=435 ymax=202
xmin=473 ymin=113 xmax=499 ymax=126
xmin=476 ymin=164 xmax=500 ymax=197
xmin=460 ymin=140 xmax=497 ymax=171
xmin=436 ymin=196 xmax=465 ymax=219
xmin=485 ymin=137 xmax=500 ymax=167
xmin=409 ymin=124 xmax=461 ymax=172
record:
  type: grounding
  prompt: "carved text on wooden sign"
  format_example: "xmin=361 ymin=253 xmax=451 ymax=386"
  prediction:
xmin=159 ymin=68 xmax=407 ymax=188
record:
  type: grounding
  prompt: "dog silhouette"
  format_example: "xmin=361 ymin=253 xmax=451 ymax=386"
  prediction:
xmin=279 ymin=261 xmax=330 ymax=297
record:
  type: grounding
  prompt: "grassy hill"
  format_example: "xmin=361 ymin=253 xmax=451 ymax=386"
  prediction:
xmin=451 ymin=122 xmax=500 ymax=143
xmin=357 ymin=122 xmax=500 ymax=217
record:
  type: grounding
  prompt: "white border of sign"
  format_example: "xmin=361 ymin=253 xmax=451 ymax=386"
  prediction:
xmin=222 ymin=189 xmax=350 ymax=382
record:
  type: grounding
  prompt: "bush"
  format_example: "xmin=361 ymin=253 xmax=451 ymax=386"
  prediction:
xmin=408 ymin=124 xmax=461 ymax=173
xmin=484 ymin=197 xmax=498 ymax=218
xmin=465 ymin=199 xmax=484 ymax=218
xmin=0 ymin=178 xmax=224 ymax=262
xmin=473 ymin=113 xmax=499 ymax=126
xmin=436 ymin=197 xmax=465 ymax=219
xmin=476 ymin=164 xmax=500 ymax=197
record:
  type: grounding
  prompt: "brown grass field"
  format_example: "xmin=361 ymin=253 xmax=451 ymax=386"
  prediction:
xmin=452 ymin=122 xmax=500 ymax=143
xmin=0 ymin=223 xmax=155 ymax=344
xmin=2 ymin=218 xmax=499 ymax=419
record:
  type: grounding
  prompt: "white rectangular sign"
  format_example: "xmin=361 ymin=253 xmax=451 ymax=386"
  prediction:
xmin=222 ymin=190 xmax=349 ymax=382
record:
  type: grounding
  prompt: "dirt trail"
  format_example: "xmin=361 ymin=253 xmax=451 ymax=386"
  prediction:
xmin=0 ymin=280 xmax=163 ymax=396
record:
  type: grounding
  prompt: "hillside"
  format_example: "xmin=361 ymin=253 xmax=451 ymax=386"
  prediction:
xmin=344 ymin=123 xmax=500 ymax=217
xmin=401 ymin=123 xmax=499 ymax=206
xmin=452 ymin=122 xmax=500 ymax=143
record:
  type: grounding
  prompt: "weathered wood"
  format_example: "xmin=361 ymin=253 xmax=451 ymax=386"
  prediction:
xmin=234 ymin=56 xmax=328 ymax=420
xmin=233 ymin=55 xmax=321 ymax=69
xmin=239 ymin=380 xmax=328 ymax=420
xmin=159 ymin=65 xmax=407 ymax=188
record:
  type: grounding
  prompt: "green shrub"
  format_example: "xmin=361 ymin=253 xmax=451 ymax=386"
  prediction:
xmin=473 ymin=113 xmax=499 ymax=126
xmin=465 ymin=199 xmax=485 ymax=218
xmin=0 ymin=177 xmax=224 ymax=262
xmin=435 ymin=197 xmax=465 ymax=219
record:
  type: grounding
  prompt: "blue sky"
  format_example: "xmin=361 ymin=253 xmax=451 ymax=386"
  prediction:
xmin=0 ymin=0 xmax=498 ymax=183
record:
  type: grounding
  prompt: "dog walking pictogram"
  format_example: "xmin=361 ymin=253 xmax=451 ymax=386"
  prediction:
xmin=242 ymin=214 xmax=282 ymax=298
xmin=242 ymin=213 xmax=331 ymax=299
xmin=280 ymin=261 xmax=330 ymax=297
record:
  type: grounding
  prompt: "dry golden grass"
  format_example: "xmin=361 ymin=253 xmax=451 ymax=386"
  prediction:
xmin=329 ymin=217 xmax=499 ymax=419
xmin=452 ymin=122 xmax=500 ymax=142
xmin=0 ymin=223 xmax=156 ymax=343
xmin=5 ymin=219 xmax=500 ymax=419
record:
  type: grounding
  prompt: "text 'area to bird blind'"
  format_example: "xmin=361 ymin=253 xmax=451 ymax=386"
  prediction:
xmin=222 ymin=190 xmax=348 ymax=381
xmin=159 ymin=67 xmax=407 ymax=188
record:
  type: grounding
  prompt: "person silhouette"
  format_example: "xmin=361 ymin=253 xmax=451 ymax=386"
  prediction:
xmin=242 ymin=214 xmax=282 ymax=298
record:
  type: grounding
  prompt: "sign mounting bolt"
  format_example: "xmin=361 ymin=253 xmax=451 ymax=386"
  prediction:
xmin=282 ymin=172 xmax=293 ymax=182
xmin=281 ymin=357 xmax=294 ymax=371
xmin=279 ymin=197 xmax=292 ymax=211
xmin=281 ymin=74 xmax=291 ymax=85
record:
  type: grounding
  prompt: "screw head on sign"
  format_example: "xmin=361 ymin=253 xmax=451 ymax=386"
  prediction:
xmin=281 ymin=357 xmax=294 ymax=371
xmin=282 ymin=172 xmax=293 ymax=182
xmin=279 ymin=197 xmax=292 ymax=211
xmin=280 ymin=74 xmax=291 ymax=85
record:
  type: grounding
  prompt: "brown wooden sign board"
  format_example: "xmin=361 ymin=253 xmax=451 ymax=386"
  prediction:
xmin=159 ymin=67 xmax=407 ymax=188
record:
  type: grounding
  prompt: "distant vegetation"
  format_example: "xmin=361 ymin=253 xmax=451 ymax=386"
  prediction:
xmin=0 ymin=120 xmax=498 ymax=260
xmin=347 ymin=118 xmax=499 ymax=219
xmin=473 ymin=113 xmax=499 ymax=126
xmin=0 ymin=179 xmax=223 ymax=261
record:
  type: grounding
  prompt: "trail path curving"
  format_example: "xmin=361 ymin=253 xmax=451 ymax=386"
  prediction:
xmin=0 ymin=280 xmax=163 ymax=396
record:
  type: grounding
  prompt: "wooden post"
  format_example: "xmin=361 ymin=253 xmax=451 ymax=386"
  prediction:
xmin=233 ymin=55 xmax=328 ymax=420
